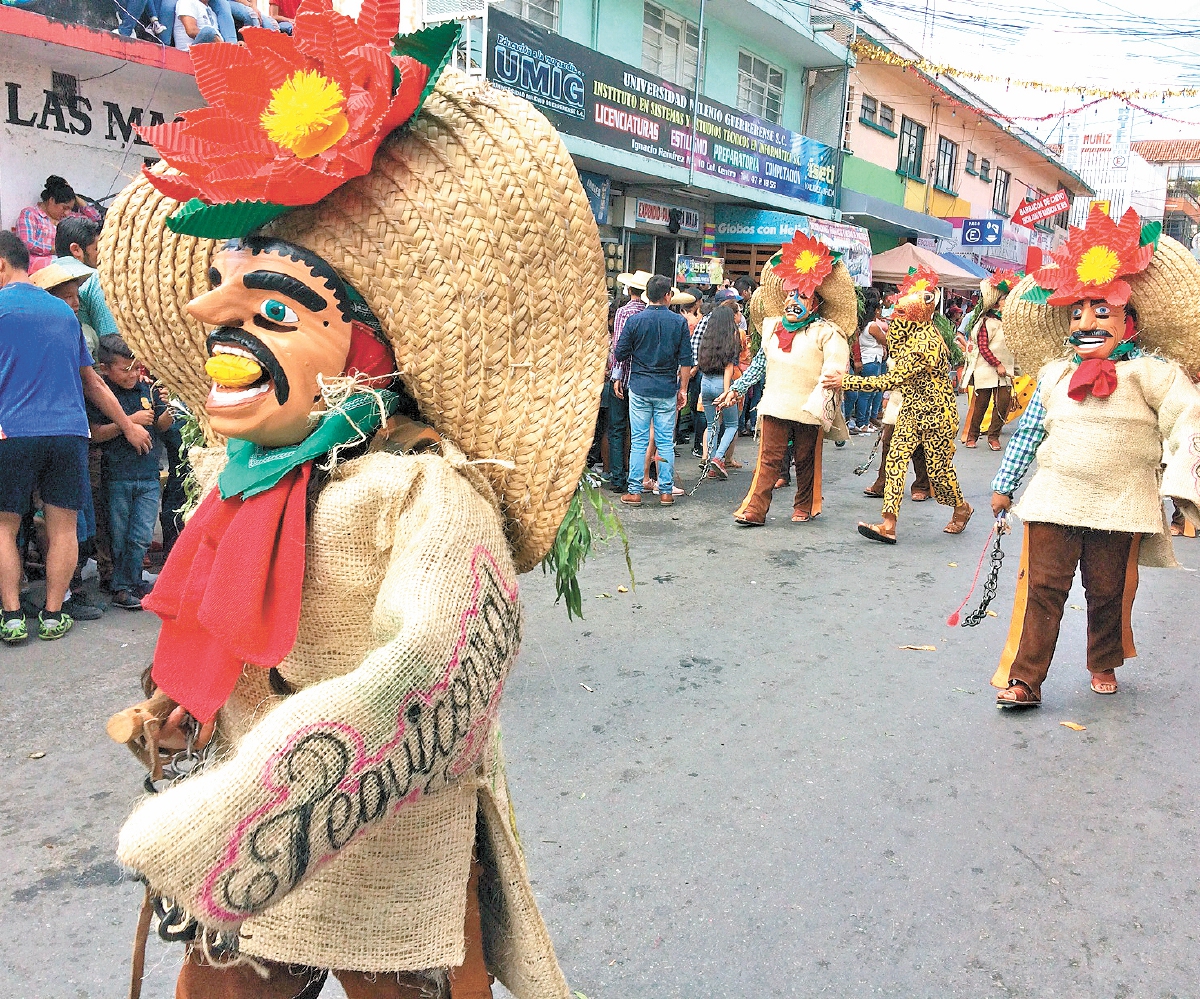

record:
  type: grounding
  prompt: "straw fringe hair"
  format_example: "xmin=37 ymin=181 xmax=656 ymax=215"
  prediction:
xmin=1005 ymin=233 xmax=1200 ymax=376
xmin=758 ymin=255 xmax=858 ymax=337
xmin=98 ymin=72 xmax=608 ymax=574
xmin=978 ymin=279 xmax=1001 ymax=313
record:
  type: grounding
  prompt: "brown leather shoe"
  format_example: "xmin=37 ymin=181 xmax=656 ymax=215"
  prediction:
xmin=944 ymin=502 xmax=973 ymax=534
xmin=620 ymin=493 xmax=641 ymax=506
xmin=659 ymin=492 xmax=674 ymax=505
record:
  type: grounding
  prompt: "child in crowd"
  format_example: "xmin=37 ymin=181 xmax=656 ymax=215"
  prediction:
xmin=698 ymin=305 xmax=742 ymax=478
xmin=85 ymin=336 xmax=172 ymax=611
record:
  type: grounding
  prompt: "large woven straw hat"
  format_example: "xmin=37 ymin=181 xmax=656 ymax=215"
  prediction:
xmin=98 ymin=72 xmax=607 ymax=573
xmin=758 ymin=253 xmax=857 ymax=336
xmin=978 ymin=278 xmax=1001 ymax=313
xmin=1005 ymin=233 xmax=1200 ymax=375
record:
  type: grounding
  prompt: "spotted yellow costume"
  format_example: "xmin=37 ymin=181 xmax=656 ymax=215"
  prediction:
xmin=844 ymin=321 xmax=964 ymax=514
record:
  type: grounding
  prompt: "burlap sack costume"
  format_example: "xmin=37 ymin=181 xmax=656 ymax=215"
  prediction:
xmin=961 ymin=276 xmax=1016 ymax=391
xmin=1001 ymin=227 xmax=1200 ymax=568
xmin=99 ymin=68 xmax=606 ymax=997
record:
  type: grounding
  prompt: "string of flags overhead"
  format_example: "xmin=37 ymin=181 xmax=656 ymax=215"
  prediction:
xmin=850 ymin=39 xmax=1200 ymax=101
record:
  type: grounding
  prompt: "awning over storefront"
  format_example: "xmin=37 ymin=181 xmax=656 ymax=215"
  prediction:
xmin=839 ymin=189 xmax=953 ymax=241
xmin=870 ymin=243 xmax=979 ymax=290
xmin=939 ymin=253 xmax=989 ymax=280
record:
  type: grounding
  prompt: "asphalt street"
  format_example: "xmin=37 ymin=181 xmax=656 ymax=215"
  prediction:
xmin=3 ymin=417 xmax=1199 ymax=999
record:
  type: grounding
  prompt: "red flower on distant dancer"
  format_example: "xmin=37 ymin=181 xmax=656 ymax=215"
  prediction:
xmin=1030 ymin=205 xmax=1154 ymax=307
xmin=138 ymin=0 xmax=428 ymax=208
xmin=888 ymin=265 xmax=940 ymax=304
xmin=774 ymin=231 xmax=835 ymax=297
xmin=989 ymin=269 xmax=1021 ymax=294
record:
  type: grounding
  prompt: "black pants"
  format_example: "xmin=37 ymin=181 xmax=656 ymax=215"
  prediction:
xmin=688 ymin=371 xmax=706 ymax=451
xmin=606 ymin=383 xmax=630 ymax=492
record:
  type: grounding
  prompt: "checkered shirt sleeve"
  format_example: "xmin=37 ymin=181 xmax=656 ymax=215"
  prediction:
xmin=690 ymin=315 xmax=708 ymax=366
xmin=731 ymin=348 xmax=767 ymax=397
xmin=15 ymin=207 xmax=55 ymax=257
xmin=991 ymin=381 xmax=1047 ymax=496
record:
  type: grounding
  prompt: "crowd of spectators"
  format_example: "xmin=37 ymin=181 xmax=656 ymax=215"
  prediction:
xmin=113 ymin=0 xmax=296 ymax=48
xmin=1 ymin=190 xmax=190 ymax=644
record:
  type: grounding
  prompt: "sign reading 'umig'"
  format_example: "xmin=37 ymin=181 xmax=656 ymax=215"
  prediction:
xmin=486 ymin=9 xmax=837 ymax=210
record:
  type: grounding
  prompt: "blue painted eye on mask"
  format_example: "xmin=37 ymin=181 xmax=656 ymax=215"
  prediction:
xmin=260 ymin=299 xmax=298 ymax=325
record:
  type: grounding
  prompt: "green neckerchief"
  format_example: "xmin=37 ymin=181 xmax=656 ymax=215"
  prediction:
xmin=1069 ymin=341 xmax=1141 ymax=364
xmin=219 ymin=390 xmax=399 ymax=500
xmin=780 ymin=311 xmax=821 ymax=333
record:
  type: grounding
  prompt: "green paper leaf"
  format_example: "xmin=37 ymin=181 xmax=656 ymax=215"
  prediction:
xmin=393 ymin=21 xmax=463 ymax=115
xmin=1140 ymin=219 xmax=1162 ymax=249
xmin=1021 ymin=284 xmax=1052 ymax=304
xmin=167 ymin=198 xmax=290 ymax=239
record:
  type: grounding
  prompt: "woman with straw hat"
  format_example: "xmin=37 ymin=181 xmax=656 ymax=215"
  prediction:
xmin=97 ymin=6 xmax=606 ymax=996
xmin=714 ymin=231 xmax=856 ymax=525
xmin=989 ymin=206 xmax=1200 ymax=708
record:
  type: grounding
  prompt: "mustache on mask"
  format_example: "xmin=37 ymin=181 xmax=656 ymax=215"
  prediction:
xmin=206 ymin=327 xmax=291 ymax=405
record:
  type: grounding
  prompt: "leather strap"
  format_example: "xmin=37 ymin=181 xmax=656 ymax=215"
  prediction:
xmin=129 ymin=885 xmax=153 ymax=999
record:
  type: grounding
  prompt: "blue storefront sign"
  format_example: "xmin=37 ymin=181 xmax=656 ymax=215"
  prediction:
xmin=486 ymin=9 xmax=837 ymax=210
xmin=713 ymin=207 xmax=805 ymax=243
xmin=578 ymin=170 xmax=611 ymax=225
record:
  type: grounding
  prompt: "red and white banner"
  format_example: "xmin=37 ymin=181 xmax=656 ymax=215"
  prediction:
xmin=1011 ymin=189 xmax=1072 ymax=229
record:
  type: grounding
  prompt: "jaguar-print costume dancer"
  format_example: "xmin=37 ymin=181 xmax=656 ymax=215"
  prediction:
xmin=823 ymin=267 xmax=972 ymax=543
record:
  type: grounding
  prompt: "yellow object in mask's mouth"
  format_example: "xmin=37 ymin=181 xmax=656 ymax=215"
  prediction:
xmin=204 ymin=342 xmax=276 ymax=409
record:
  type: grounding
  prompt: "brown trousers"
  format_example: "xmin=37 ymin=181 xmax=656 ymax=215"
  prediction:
xmin=868 ymin=422 xmax=929 ymax=496
xmin=998 ymin=523 xmax=1140 ymax=696
xmin=965 ymin=385 xmax=1011 ymax=443
xmin=175 ymin=862 xmax=493 ymax=999
xmin=735 ymin=416 xmax=821 ymax=524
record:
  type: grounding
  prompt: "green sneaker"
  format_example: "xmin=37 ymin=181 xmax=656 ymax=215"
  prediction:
xmin=37 ymin=610 xmax=74 ymax=641
xmin=1 ymin=613 xmax=28 ymax=644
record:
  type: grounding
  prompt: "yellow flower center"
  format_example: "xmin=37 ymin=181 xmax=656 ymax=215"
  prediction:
xmin=261 ymin=70 xmax=349 ymax=158
xmin=793 ymin=249 xmax=823 ymax=274
xmin=1076 ymin=245 xmax=1121 ymax=286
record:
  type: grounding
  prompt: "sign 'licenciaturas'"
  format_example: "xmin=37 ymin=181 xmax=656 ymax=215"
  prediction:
xmin=485 ymin=9 xmax=837 ymax=210
xmin=1011 ymin=188 xmax=1072 ymax=229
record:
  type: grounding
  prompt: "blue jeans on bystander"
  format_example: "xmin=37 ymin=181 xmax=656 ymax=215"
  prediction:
xmin=853 ymin=360 xmax=883 ymax=426
xmin=108 ymin=479 xmax=161 ymax=594
xmin=626 ymin=391 xmax=677 ymax=495
xmin=700 ymin=374 xmax=738 ymax=459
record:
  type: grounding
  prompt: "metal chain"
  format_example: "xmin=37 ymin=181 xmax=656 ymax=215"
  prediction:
xmin=959 ymin=521 xmax=1007 ymax=627
xmin=853 ymin=428 xmax=882 ymax=476
xmin=688 ymin=402 xmax=730 ymax=496
xmin=143 ymin=714 xmax=209 ymax=795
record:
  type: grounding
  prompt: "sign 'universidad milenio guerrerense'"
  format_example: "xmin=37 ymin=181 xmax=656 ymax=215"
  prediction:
xmin=485 ymin=9 xmax=837 ymax=210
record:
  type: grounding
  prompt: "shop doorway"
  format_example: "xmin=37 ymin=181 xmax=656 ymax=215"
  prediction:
xmin=721 ymin=243 xmax=782 ymax=283
xmin=654 ymin=236 xmax=681 ymax=277
xmin=626 ymin=233 xmax=653 ymax=275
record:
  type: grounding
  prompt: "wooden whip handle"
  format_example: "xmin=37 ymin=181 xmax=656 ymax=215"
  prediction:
xmin=106 ymin=691 xmax=177 ymax=745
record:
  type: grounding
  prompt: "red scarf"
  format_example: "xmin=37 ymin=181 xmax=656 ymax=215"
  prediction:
xmin=1067 ymin=358 xmax=1119 ymax=402
xmin=142 ymin=463 xmax=311 ymax=723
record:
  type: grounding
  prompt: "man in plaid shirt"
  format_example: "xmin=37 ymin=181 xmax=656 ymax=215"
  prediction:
xmin=606 ymin=271 xmax=649 ymax=493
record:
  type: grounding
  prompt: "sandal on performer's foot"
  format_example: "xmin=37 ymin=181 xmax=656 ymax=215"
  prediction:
xmin=863 ymin=485 xmax=884 ymax=498
xmin=910 ymin=488 xmax=930 ymax=502
xmin=944 ymin=502 xmax=973 ymax=534
xmin=1090 ymin=670 xmax=1118 ymax=695
xmin=791 ymin=510 xmax=818 ymax=523
xmin=858 ymin=521 xmax=897 ymax=544
xmin=996 ymin=678 xmax=1041 ymax=708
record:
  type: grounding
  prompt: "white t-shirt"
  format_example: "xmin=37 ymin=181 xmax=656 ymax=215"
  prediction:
xmin=174 ymin=0 xmax=220 ymax=49
xmin=859 ymin=322 xmax=886 ymax=364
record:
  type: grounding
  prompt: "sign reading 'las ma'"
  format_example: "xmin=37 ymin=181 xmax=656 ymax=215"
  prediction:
xmin=485 ymin=9 xmax=837 ymax=209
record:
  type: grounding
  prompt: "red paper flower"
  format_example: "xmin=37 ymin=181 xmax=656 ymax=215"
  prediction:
xmin=137 ymin=0 xmax=428 ymax=208
xmin=888 ymin=265 xmax=940 ymax=304
xmin=774 ymin=231 xmax=834 ymax=297
xmin=989 ymin=269 xmax=1021 ymax=294
xmin=1031 ymin=205 xmax=1154 ymax=307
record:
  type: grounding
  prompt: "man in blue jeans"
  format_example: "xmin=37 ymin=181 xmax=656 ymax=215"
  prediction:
xmin=614 ymin=274 xmax=693 ymax=506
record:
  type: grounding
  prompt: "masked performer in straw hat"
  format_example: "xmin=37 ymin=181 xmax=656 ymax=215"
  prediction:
xmin=98 ymin=7 xmax=607 ymax=996
xmin=824 ymin=267 xmax=973 ymax=543
xmin=989 ymin=206 xmax=1200 ymax=707
xmin=713 ymin=232 xmax=855 ymax=525
xmin=961 ymin=270 xmax=1020 ymax=451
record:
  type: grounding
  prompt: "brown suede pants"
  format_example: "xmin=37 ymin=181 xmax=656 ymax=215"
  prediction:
xmin=965 ymin=385 xmax=1011 ymax=444
xmin=1003 ymin=523 xmax=1139 ymax=696
xmin=175 ymin=862 xmax=493 ymax=999
xmin=867 ymin=423 xmax=929 ymax=497
xmin=735 ymin=416 xmax=821 ymax=524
